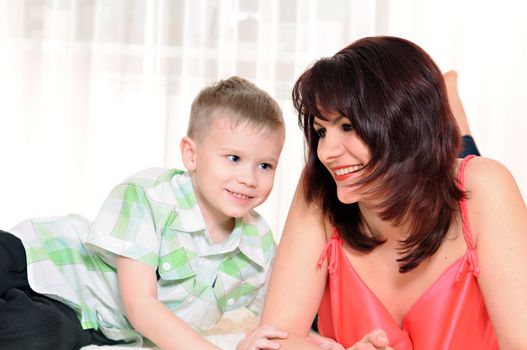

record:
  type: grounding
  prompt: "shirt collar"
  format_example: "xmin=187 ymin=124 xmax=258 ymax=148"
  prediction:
xmin=164 ymin=171 xmax=268 ymax=267
xmin=223 ymin=216 xmax=268 ymax=267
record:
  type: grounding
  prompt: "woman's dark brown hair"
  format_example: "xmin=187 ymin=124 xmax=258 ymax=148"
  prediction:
xmin=292 ymin=36 xmax=463 ymax=272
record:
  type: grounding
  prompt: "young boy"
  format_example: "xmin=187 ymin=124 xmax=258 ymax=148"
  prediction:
xmin=0 ymin=76 xmax=285 ymax=350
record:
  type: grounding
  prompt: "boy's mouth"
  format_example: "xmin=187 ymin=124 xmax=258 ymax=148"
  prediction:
xmin=226 ymin=189 xmax=252 ymax=200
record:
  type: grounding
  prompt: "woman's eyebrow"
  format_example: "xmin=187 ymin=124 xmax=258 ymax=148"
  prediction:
xmin=313 ymin=115 xmax=346 ymax=127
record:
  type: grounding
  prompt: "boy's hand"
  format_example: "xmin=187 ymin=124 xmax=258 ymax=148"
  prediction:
xmin=347 ymin=329 xmax=393 ymax=350
xmin=236 ymin=324 xmax=288 ymax=350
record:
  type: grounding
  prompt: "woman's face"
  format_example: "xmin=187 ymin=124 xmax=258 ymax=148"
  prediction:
xmin=313 ymin=108 xmax=371 ymax=204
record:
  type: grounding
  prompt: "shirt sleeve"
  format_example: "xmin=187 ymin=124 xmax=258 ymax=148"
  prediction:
xmin=85 ymin=183 xmax=160 ymax=270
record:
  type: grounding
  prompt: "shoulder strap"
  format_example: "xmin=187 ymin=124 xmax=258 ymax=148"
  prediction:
xmin=456 ymin=155 xmax=480 ymax=277
xmin=317 ymin=228 xmax=340 ymax=274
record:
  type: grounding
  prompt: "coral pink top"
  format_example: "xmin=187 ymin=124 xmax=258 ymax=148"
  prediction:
xmin=316 ymin=156 xmax=498 ymax=349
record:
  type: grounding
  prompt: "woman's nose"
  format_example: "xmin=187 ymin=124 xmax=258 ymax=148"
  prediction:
xmin=317 ymin=134 xmax=344 ymax=162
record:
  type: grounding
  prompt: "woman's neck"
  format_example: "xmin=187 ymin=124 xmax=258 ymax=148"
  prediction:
xmin=358 ymin=201 xmax=411 ymax=243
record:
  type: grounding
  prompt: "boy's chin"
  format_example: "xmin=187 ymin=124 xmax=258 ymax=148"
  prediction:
xmin=222 ymin=198 xmax=267 ymax=218
xmin=221 ymin=207 xmax=253 ymax=219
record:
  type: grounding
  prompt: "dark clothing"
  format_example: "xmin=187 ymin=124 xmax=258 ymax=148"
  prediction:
xmin=0 ymin=230 xmax=119 ymax=350
xmin=459 ymin=135 xmax=481 ymax=158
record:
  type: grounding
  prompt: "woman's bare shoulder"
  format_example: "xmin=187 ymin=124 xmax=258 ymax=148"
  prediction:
xmin=461 ymin=156 xmax=526 ymax=242
xmin=462 ymin=156 xmax=517 ymax=194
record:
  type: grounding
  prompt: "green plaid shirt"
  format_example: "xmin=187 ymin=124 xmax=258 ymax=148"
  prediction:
xmin=11 ymin=168 xmax=276 ymax=345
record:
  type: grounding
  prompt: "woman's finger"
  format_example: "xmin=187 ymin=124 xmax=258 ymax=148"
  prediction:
xmin=251 ymin=337 xmax=282 ymax=350
xmin=361 ymin=329 xmax=389 ymax=347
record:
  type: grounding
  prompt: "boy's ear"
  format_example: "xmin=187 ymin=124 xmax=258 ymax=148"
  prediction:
xmin=180 ymin=136 xmax=198 ymax=171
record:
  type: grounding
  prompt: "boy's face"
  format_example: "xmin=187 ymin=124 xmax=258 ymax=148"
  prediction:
xmin=183 ymin=113 xmax=284 ymax=227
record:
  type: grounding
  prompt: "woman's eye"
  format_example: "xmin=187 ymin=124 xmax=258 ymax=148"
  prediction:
xmin=259 ymin=163 xmax=273 ymax=170
xmin=315 ymin=128 xmax=326 ymax=138
xmin=342 ymin=123 xmax=354 ymax=132
xmin=227 ymin=155 xmax=240 ymax=162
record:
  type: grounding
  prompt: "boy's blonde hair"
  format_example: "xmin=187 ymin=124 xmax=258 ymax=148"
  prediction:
xmin=187 ymin=76 xmax=284 ymax=141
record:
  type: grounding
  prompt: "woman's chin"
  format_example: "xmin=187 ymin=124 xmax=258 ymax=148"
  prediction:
xmin=337 ymin=191 xmax=360 ymax=204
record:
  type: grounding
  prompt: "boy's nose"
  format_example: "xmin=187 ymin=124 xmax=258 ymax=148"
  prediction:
xmin=237 ymin=168 xmax=257 ymax=187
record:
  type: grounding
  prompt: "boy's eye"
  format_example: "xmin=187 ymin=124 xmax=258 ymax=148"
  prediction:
xmin=315 ymin=128 xmax=326 ymax=138
xmin=227 ymin=155 xmax=240 ymax=162
xmin=259 ymin=163 xmax=273 ymax=170
xmin=342 ymin=123 xmax=354 ymax=132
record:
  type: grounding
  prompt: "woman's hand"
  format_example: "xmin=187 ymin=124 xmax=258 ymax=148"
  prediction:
xmin=236 ymin=324 xmax=288 ymax=350
xmin=305 ymin=333 xmax=345 ymax=349
xmin=346 ymin=329 xmax=393 ymax=350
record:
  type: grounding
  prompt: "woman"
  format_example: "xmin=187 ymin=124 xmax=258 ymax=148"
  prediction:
xmin=238 ymin=36 xmax=527 ymax=349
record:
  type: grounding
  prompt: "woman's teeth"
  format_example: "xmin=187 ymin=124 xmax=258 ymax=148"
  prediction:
xmin=335 ymin=164 xmax=364 ymax=176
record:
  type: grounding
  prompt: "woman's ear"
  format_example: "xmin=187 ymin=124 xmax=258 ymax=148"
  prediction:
xmin=180 ymin=136 xmax=198 ymax=171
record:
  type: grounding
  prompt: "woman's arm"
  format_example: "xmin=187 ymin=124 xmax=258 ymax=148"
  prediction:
xmin=239 ymin=176 xmax=394 ymax=350
xmin=259 ymin=178 xmax=330 ymax=348
xmin=466 ymin=157 xmax=527 ymax=348
xmin=117 ymin=257 xmax=221 ymax=350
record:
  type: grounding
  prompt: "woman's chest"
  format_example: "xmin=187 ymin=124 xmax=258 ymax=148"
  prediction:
xmin=342 ymin=232 xmax=467 ymax=325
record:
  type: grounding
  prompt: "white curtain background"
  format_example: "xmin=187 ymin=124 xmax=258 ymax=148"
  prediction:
xmin=1 ymin=0 xmax=526 ymax=239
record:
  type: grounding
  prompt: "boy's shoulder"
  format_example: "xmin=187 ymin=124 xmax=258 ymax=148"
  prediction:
xmin=121 ymin=167 xmax=185 ymax=188
xmin=113 ymin=167 xmax=191 ymax=209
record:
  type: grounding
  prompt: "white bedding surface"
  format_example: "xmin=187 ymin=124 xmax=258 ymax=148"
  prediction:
xmin=81 ymin=308 xmax=259 ymax=350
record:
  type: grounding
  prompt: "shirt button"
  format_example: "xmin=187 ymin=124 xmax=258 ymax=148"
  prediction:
xmin=162 ymin=262 xmax=171 ymax=271
xmin=227 ymin=298 xmax=235 ymax=306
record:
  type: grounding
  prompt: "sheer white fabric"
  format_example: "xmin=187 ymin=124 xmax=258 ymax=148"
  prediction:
xmin=1 ymin=0 xmax=526 ymax=238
